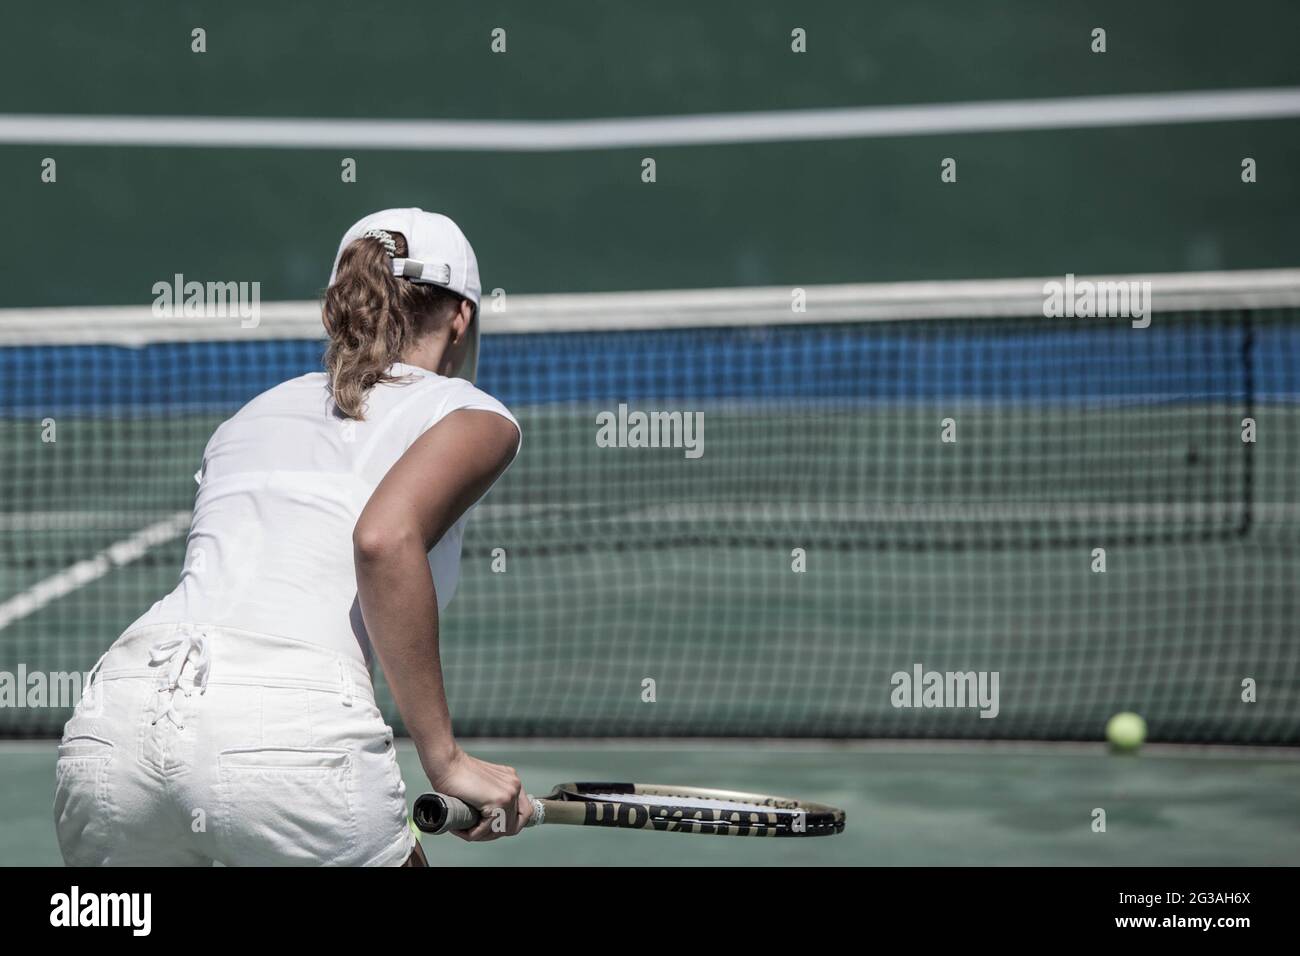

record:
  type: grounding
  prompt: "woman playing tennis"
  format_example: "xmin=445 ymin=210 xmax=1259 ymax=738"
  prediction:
xmin=54 ymin=208 xmax=531 ymax=865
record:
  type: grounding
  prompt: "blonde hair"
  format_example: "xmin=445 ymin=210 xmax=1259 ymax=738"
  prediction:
xmin=322 ymin=232 xmax=462 ymax=420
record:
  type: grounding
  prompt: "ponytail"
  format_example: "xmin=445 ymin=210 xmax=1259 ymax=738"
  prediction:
xmin=322 ymin=233 xmax=460 ymax=420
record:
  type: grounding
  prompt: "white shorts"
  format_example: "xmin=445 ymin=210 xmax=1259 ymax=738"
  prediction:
xmin=54 ymin=622 xmax=416 ymax=867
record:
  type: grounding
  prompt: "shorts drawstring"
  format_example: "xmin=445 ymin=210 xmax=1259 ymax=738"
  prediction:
xmin=148 ymin=625 xmax=212 ymax=729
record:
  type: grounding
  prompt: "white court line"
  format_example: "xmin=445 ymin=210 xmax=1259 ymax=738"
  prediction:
xmin=0 ymin=511 xmax=190 ymax=632
xmin=1 ymin=88 xmax=1299 ymax=151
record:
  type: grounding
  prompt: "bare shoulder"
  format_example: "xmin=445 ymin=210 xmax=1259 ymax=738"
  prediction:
xmin=433 ymin=407 xmax=520 ymax=467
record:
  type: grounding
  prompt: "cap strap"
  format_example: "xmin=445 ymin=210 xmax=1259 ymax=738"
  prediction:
xmin=392 ymin=258 xmax=452 ymax=285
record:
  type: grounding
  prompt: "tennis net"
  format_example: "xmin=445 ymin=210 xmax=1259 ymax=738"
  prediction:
xmin=2 ymin=271 xmax=1299 ymax=740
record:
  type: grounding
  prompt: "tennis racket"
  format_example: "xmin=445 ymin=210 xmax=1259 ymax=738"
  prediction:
xmin=413 ymin=782 xmax=845 ymax=837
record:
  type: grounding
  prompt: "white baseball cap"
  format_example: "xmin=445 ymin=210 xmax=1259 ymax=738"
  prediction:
xmin=328 ymin=208 xmax=481 ymax=382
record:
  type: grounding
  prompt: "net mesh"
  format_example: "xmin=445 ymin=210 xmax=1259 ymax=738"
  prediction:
xmin=2 ymin=274 xmax=1298 ymax=740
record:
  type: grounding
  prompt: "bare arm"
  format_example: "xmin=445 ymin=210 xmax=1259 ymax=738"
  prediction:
xmin=353 ymin=408 xmax=528 ymax=839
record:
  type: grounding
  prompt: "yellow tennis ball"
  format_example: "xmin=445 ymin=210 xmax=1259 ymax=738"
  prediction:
xmin=1106 ymin=712 xmax=1147 ymax=753
xmin=409 ymin=816 xmax=422 ymax=840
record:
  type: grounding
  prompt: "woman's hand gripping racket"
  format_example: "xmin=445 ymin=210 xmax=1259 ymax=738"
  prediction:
xmin=414 ymin=782 xmax=846 ymax=837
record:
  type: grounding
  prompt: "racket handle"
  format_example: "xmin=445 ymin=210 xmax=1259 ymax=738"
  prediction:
xmin=413 ymin=792 xmax=545 ymax=834
xmin=413 ymin=792 xmax=478 ymax=834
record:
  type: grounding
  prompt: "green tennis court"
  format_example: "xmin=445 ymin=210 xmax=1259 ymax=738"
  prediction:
xmin=2 ymin=740 xmax=1297 ymax=865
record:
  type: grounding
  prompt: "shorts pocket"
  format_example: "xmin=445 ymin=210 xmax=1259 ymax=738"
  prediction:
xmin=338 ymin=721 xmax=412 ymax=867
xmin=215 ymin=747 xmax=358 ymax=866
xmin=53 ymin=735 xmax=115 ymax=866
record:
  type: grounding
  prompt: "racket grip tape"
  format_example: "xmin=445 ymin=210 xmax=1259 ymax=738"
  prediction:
xmin=413 ymin=792 xmax=545 ymax=834
xmin=413 ymin=792 xmax=479 ymax=834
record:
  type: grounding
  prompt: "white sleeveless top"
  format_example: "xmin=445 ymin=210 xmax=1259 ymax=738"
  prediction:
xmin=130 ymin=363 xmax=519 ymax=664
